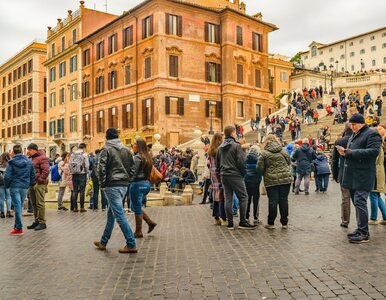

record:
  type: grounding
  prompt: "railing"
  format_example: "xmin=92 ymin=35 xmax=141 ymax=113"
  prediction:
xmin=345 ymin=76 xmax=371 ymax=84
xmin=53 ymin=133 xmax=65 ymax=140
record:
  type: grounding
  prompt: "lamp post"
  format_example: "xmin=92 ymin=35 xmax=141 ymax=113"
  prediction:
xmin=208 ymin=101 xmax=216 ymax=135
xmin=329 ymin=64 xmax=335 ymax=95
xmin=319 ymin=62 xmax=327 ymax=95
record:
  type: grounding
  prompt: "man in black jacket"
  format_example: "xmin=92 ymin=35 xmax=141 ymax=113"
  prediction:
xmin=337 ymin=114 xmax=382 ymax=243
xmin=94 ymin=128 xmax=137 ymax=253
xmin=216 ymin=125 xmax=256 ymax=230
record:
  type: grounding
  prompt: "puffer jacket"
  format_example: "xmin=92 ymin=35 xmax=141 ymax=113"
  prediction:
xmin=216 ymin=137 xmax=246 ymax=178
xmin=98 ymin=139 xmax=135 ymax=188
xmin=313 ymin=154 xmax=331 ymax=175
xmin=257 ymin=141 xmax=292 ymax=187
xmin=244 ymin=152 xmax=262 ymax=184
xmin=30 ymin=150 xmax=50 ymax=185
xmin=4 ymin=154 xmax=36 ymax=189
xmin=292 ymin=144 xmax=316 ymax=175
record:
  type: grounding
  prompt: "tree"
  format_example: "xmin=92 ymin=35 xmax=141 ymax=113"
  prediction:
xmin=290 ymin=52 xmax=302 ymax=65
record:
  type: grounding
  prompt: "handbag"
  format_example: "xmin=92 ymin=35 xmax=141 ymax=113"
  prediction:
xmin=150 ymin=166 xmax=163 ymax=184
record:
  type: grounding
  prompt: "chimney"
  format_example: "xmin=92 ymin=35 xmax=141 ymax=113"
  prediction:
xmin=57 ymin=18 xmax=63 ymax=30
xmin=47 ymin=26 xmax=53 ymax=37
xmin=239 ymin=2 xmax=246 ymax=13
xmin=67 ymin=10 xmax=73 ymax=22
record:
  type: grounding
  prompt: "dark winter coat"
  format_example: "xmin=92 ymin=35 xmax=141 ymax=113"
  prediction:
xmin=291 ymin=144 xmax=316 ymax=175
xmin=216 ymin=137 xmax=246 ymax=178
xmin=332 ymin=128 xmax=352 ymax=183
xmin=257 ymin=141 xmax=292 ymax=187
xmin=4 ymin=154 xmax=35 ymax=189
xmin=30 ymin=150 xmax=50 ymax=185
xmin=341 ymin=125 xmax=382 ymax=191
xmin=244 ymin=152 xmax=262 ymax=185
xmin=313 ymin=154 xmax=331 ymax=175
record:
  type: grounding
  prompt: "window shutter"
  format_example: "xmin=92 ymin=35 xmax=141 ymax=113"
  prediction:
xmin=177 ymin=16 xmax=182 ymax=37
xmin=142 ymin=18 xmax=146 ymax=39
xmin=259 ymin=34 xmax=263 ymax=52
xmin=129 ymin=27 xmax=133 ymax=45
xmin=142 ymin=99 xmax=146 ymax=126
xmin=252 ymin=33 xmax=256 ymax=50
xmin=95 ymin=78 xmax=99 ymax=94
xmin=122 ymin=29 xmax=126 ymax=47
xmin=205 ymin=100 xmax=210 ymax=117
xmin=255 ymin=69 xmax=261 ymax=88
xmin=165 ymin=13 xmax=170 ymax=34
xmin=130 ymin=104 xmax=134 ymax=128
xmin=216 ymin=101 xmax=222 ymax=118
xmin=108 ymin=38 xmax=112 ymax=54
xmin=150 ymin=98 xmax=154 ymax=124
xmin=237 ymin=64 xmax=243 ymax=84
xmin=101 ymin=76 xmax=104 ymax=93
xmin=114 ymin=34 xmax=118 ymax=52
xmin=216 ymin=24 xmax=221 ymax=44
xmin=178 ymin=97 xmax=184 ymax=115
xmin=108 ymin=73 xmax=111 ymax=90
xmin=149 ymin=15 xmax=154 ymax=36
xmin=165 ymin=96 xmax=170 ymax=115
xmin=108 ymin=107 xmax=112 ymax=127
xmin=216 ymin=64 xmax=222 ymax=83
xmin=122 ymin=104 xmax=127 ymax=128
xmin=169 ymin=56 xmax=173 ymax=77
xmin=204 ymin=22 xmax=209 ymax=42
xmin=205 ymin=62 xmax=209 ymax=81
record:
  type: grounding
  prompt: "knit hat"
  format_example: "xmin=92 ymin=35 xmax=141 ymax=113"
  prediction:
xmin=105 ymin=128 xmax=119 ymax=140
xmin=27 ymin=143 xmax=38 ymax=151
xmin=349 ymin=113 xmax=365 ymax=124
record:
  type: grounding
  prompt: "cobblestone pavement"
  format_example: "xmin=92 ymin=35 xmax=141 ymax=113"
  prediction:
xmin=1 ymin=181 xmax=386 ymax=300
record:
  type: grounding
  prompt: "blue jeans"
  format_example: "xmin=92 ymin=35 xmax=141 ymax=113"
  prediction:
xmin=0 ymin=186 xmax=11 ymax=212
xmin=350 ymin=190 xmax=370 ymax=236
xmin=100 ymin=187 xmax=136 ymax=248
xmin=169 ymin=178 xmax=178 ymax=189
xmin=369 ymin=192 xmax=386 ymax=221
xmin=315 ymin=174 xmax=329 ymax=191
xmin=232 ymin=193 xmax=239 ymax=214
xmin=10 ymin=188 xmax=28 ymax=230
xmin=130 ymin=181 xmax=151 ymax=216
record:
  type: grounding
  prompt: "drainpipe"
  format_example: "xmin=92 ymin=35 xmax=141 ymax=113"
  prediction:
xmin=85 ymin=38 xmax=95 ymax=137
xmin=135 ymin=16 xmax=139 ymax=131
xmin=219 ymin=15 xmax=224 ymax=131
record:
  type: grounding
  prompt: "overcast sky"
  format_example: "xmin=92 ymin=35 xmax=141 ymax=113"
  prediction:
xmin=0 ymin=0 xmax=385 ymax=64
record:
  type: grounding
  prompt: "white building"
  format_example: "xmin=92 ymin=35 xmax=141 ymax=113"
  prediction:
xmin=299 ymin=26 xmax=386 ymax=73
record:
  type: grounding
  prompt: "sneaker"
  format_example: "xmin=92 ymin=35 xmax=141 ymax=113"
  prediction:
xmin=27 ymin=222 xmax=39 ymax=230
xmin=340 ymin=223 xmax=348 ymax=228
xmin=379 ymin=220 xmax=386 ymax=225
xmin=200 ymin=201 xmax=207 ymax=205
xmin=72 ymin=209 xmax=79 ymax=212
xmin=34 ymin=223 xmax=47 ymax=231
xmin=254 ymin=218 xmax=262 ymax=225
xmin=0 ymin=212 xmax=5 ymax=218
xmin=118 ymin=245 xmax=138 ymax=253
xmin=294 ymin=191 xmax=299 ymax=195
xmin=221 ymin=219 xmax=227 ymax=226
xmin=22 ymin=211 xmax=33 ymax=216
xmin=6 ymin=211 xmax=13 ymax=218
xmin=80 ymin=208 xmax=87 ymax=213
xmin=9 ymin=228 xmax=23 ymax=236
xmin=282 ymin=225 xmax=288 ymax=229
xmin=347 ymin=230 xmax=359 ymax=238
xmin=232 ymin=212 xmax=239 ymax=217
xmin=368 ymin=219 xmax=378 ymax=225
xmin=239 ymin=222 xmax=257 ymax=230
xmin=305 ymin=191 xmax=310 ymax=195
xmin=349 ymin=235 xmax=369 ymax=244
xmin=214 ymin=219 xmax=221 ymax=225
xmin=264 ymin=224 xmax=276 ymax=230
xmin=94 ymin=241 xmax=106 ymax=251
xmin=227 ymin=222 xmax=234 ymax=230
xmin=61 ymin=207 xmax=68 ymax=211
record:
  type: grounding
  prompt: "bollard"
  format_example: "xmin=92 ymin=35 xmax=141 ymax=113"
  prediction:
xmin=159 ymin=182 xmax=168 ymax=197
xmin=182 ymin=185 xmax=193 ymax=205
xmin=163 ymin=191 xmax=174 ymax=206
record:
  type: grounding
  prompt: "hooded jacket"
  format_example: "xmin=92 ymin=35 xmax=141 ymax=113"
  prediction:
xmin=30 ymin=150 xmax=50 ymax=185
xmin=4 ymin=154 xmax=36 ymax=189
xmin=257 ymin=141 xmax=292 ymax=187
xmin=98 ymin=139 xmax=135 ymax=188
xmin=244 ymin=152 xmax=262 ymax=184
xmin=216 ymin=137 xmax=246 ymax=178
xmin=291 ymin=143 xmax=316 ymax=175
xmin=313 ymin=154 xmax=331 ymax=175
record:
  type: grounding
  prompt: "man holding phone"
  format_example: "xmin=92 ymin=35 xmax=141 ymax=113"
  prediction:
xmin=337 ymin=114 xmax=382 ymax=243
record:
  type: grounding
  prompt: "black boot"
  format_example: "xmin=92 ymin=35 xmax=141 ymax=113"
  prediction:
xmin=0 ymin=211 xmax=5 ymax=218
xmin=6 ymin=211 xmax=13 ymax=218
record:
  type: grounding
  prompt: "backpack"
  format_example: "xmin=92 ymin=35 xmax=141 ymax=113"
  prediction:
xmin=50 ymin=163 xmax=62 ymax=182
xmin=68 ymin=152 xmax=86 ymax=174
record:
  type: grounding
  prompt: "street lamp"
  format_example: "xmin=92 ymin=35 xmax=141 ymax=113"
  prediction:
xmin=329 ymin=64 xmax=335 ymax=95
xmin=319 ymin=62 xmax=327 ymax=95
xmin=208 ymin=101 xmax=217 ymax=135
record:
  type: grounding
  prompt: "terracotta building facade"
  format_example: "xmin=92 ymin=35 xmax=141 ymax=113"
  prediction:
xmin=44 ymin=1 xmax=117 ymax=158
xmin=78 ymin=0 xmax=277 ymax=149
xmin=0 ymin=41 xmax=47 ymax=153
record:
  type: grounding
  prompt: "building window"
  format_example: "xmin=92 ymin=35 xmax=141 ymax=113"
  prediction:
xmin=280 ymin=71 xmax=288 ymax=82
xmin=349 ymin=41 xmax=354 ymax=46
xmin=82 ymin=49 xmax=90 ymax=66
xmin=142 ymin=15 xmax=153 ymax=39
xmin=12 ymin=104 xmax=16 ymax=118
xmin=384 ymin=57 xmax=386 ymax=64
xmin=51 ymin=43 xmax=55 ymax=57
xmin=383 ymin=43 xmax=386 ymax=48
xmin=70 ymin=115 xmax=77 ymax=133
xmin=237 ymin=64 xmax=243 ymax=84
xmin=142 ymin=98 xmax=154 ymax=126
xmin=29 ymin=61 xmax=33 ymax=73
xmin=50 ymin=91 xmax=56 ymax=107
xmin=329 ymin=57 xmax=334 ymax=63
xmin=96 ymin=76 xmax=104 ymax=94
xmin=23 ymin=64 xmax=26 ymax=77
xmin=370 ymin=35 xmax=375 ymax=40
xmin=82 ymin=81 xmax=90 ymax=98
xmin=237 ymin=101 xmax=244 ymax=118
xmin=70 ymin=83 xmax=77 ymax=101
xmin=108 ymin=34 xmax=118 ymax=54
xmin=1 ymin=93 xmax=4 ymax=105
xmin=59 ymin=61 xmax=66 ymax=78
xmin=70 ymin=55 xmax=77 ymax=73
xmin=61 ymin=36 xmax=65 ymax=52
xmin=125 ymin=65 xmax=131 ymax=85
xmin=311 ymin=46 xmax=317 ymax=57
xmin=59 ymin=87 xmax=65 ymax=104
xmin=340 ymin=54 xmax=345 ymax=59
xmin=304 ymin=55 xmax=308 ymax=59
xmin=165 ymin=97 xmax=184 ymax=115
xmin=372 ymin=60 xmax=376 ymax=67
xmin=108 ymin=71 xmax=117 ymax=90
xmin=205 ymin=62 xmax=221 ymax=83
xmin=49 ymin=120 xmax=56 ymax=136
xmin=144 ymin=57 xmax=152 ymax=79
xmin=96 ymin=41 xmax=104 ymax=60
xmin=108 ymin=107 xmax=118 ymax=128
xmin=319 ymin=50 xmax=323 ymax=55
xmin=252 ymin=32 xmax=263 ymax=52
xmin=122 ymin=103 xmax=133 ymax=128
xmin=72 ymin=29 xmax=77 ymax=44
xmin=255 ymin=69 xmax=261 ymax=88
xmin=360 ymin=49 xmax=365 ymax=54
xmin=49 ymin=67 xmax=56 ymax=82
xmin=359 ymin=39 xmax=364 ymax=44
xmin=169 ymin=55 xmax=179 ymax=77
xmin=57 ymin=117 xmax=65 ymax=134
xmin=123 ymin=26 xmax=133 ymax=48
xmin=83 ymin=113 xmax=90 ymax=135
xmin=205 ymin=22 xmax=220 ymax=44
xmin=350 ymin=52 xmax=355 ymax=57
xmin=382 ymin=32 xmax=386 ymax=37
xmin=97 ymin=110 xmax=105 ymax=133
xmin=2 ymin=77 xmax=5 ymax=88
xmin=371 ymin=46 xmax=376 ymax=52
xmin=236 ymin=26 xmax=243 ymax=46
xmin=28 ymin=79 xmax=33 ymax=93
xmin=340 ymin=45 xmax=344 ymax=49
xmin=43 ymin=121 xmax=46 ymax=133
xmin=28 ymin=97 xmax=32 ymax=113
xmin=329 ymin=48 xmax=333 ymax=52
xmin=165 ymin=13 xmax=182 ymax=36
